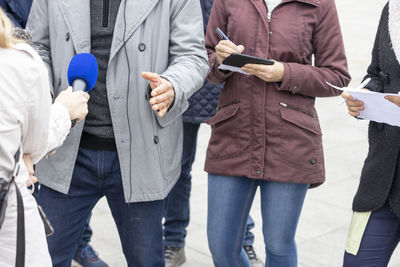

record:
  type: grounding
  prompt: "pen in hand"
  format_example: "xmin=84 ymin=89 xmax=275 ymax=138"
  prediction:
xmin=216 ymin=27 xmax=230 ymax=41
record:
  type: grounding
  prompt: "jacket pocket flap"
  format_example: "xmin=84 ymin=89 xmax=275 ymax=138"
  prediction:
xmin=205 ymin=103 xmax=240 ymax=126
xmin=279 ymin=106 xmax=321 ymax=135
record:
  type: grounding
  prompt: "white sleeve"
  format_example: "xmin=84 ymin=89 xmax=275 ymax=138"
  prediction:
xmin=22 ymin=61 xmax=52 ymax=164
xmin=46 ymin=103 xmax=71 ymax=155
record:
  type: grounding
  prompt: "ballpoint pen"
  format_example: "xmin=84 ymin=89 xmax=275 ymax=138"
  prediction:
xmin=216 ymin=27 xmax=229 ymax=41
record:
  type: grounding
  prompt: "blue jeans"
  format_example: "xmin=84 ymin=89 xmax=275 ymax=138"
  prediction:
xmin=79 ymin=213 xmax=92 ymax=249
xmin=33 ymin=184 xmax=93 ymax=251
xmin=37 ymin=147 xmax=164 ymax=267
xmin=343 ymin=203 xmax=400 ymax=267
xmin=207 ymin=174 xmax=309 ymax=267
xmin=163 ymin=123 xmax=256 ymax=248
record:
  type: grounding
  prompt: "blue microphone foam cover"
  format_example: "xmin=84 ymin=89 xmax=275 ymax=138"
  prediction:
xmin=67 ymin=53 xmax=98 ymax=92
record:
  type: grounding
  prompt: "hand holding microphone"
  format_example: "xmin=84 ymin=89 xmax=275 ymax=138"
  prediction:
xmin=64 ymin=53 xmax=98 ymax=124
xmin=55 ymin=87 xmax=90 ymax=122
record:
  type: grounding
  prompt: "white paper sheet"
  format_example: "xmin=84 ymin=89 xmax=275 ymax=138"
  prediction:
xmin=345 ymin=90 xmax=400 ymax=126
xmin=326 ymin=80 xmax=400 ymax=127
xmin=218 ymin=64 xmax=250 ymax=75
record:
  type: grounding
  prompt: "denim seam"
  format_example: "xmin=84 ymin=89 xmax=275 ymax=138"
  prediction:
xmin=235 ymin=179 xmax=257 ymax=266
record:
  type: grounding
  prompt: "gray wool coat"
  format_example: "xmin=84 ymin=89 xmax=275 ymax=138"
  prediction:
xmin=26 ymin=0 xmax=208 ymax=202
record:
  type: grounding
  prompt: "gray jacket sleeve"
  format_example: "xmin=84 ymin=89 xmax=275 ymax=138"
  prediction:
xmin=26 ymin=0 xmax=55 ymax=96
xmin=157 ymin=0 xmax=209 ymax=127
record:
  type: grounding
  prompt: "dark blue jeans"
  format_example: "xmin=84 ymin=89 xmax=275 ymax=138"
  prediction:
xmin=163 ymin=123 xmax=255 ymax=248
xmin=343 ymin=203 xmax=400 ymax=267
xmin=33 ymin=184 xmax=92 ymax=250
xmin=37 ymin=147 xmax=165 ymax=267
xmin=79 ymin=213 xmax=93 ymax=249
xmin=207 ymin=174 xmax=309 ymax=267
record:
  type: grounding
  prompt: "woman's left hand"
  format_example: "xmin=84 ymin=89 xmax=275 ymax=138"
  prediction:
xmin=241 ymin=61 xmax=285 ymax=82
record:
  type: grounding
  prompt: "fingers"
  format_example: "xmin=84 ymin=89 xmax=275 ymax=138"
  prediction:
xmin=241 ymin=64 xmax=263 ymax=74
xmin=218 ymin=40 xmax=243 ymax=52
xmin=151 ymin=82 xmax=170 ymax=97
xmin=83 ymin=92 xmax=90 ymax=100
xmin=142 ymin=72 xmax=162 ymax=89
xmin=157 ymin=106 xmax=169 ymax=118
xmin=346 ymin=99 xmax=364 ymax=117
xmin=216 ymin=43 xmax=237 ymax=55
xmin=237 ymin=45 xmax=244 ymax=53
xmin=215 ymin=41 xmax=245 ymax=65
xmin=341 ymin=91 xmax=364 ymax=117
xmin=150 ymin=89 xmax=174 ymax=116
xmin=341 ymin=91 xmax=353 ymax=101
xmin=26 ymin=176 xmax=38 ymax=187
xmin=148 ymin=78 xmax=174 ymax=117
xmin=385 ymin=95 xmax=400 ymax=107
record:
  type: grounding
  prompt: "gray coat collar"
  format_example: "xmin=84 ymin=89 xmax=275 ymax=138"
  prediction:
xmin=58 ymin=0 xmax=160 ymax=57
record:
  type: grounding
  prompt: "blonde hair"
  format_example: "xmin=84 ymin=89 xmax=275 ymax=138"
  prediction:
xmin=0 ymin=7 xmax=18 ymax=48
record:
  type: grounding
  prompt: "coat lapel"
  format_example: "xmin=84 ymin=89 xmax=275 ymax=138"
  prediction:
xmin=249 ymin=0 xmax=269 ymax=31
xmin=58 ymin=0 xmax=91 ymax=54
xmin=110 ymin=0 xmax=160 ymax=60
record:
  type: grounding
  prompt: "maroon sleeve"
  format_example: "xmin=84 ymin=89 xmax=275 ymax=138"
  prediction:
xmin=205 ymin=0 xmax=233 ymax=84
xmin=278 ymin=0 xmax=351 ymax=97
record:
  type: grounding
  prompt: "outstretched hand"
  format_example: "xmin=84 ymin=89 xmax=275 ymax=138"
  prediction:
xmin=142 ymin=72 xmax=175 ymax=118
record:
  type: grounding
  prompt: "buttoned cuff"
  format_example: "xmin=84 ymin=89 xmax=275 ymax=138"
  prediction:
xmin=277 ymin=62 xmax=300 ymax=94
xmin=209 ymin=54 xmax=233 ymax=82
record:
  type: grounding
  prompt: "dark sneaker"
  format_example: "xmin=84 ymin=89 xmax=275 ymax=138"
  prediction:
xmin=244 ymin=245 xmax=264 ymax=267
xmin=73 ymin=244 xmax=108 ymax=267
xmin=164 ymin=246 xmax=186 ymax=267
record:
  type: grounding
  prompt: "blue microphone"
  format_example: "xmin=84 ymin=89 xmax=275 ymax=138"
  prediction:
xmin=67 ymin=53 xmax=98 ymax=92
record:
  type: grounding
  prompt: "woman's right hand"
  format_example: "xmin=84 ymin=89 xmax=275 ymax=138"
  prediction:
xmin=215 ymin=40 xmax=244 ymax=65
xmin=54 ymin=87 xmax=90 ymax=121
xmin=341 ymin=91 xmax=364 ymax=117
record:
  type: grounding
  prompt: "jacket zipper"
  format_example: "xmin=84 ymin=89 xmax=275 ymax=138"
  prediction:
xmin=102 ymin=0 xmax=110 ymax=28
xmin=216 ymin=100 xmax=240 ymax=111
xmin=279 ymin=102 xmax=316 ymax=118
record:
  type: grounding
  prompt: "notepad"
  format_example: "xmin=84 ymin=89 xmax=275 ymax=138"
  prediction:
xmin=218 ymin=53 xmax=274 ymax=75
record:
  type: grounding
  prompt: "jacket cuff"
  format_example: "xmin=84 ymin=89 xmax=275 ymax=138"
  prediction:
xmin=208 ymin=54 xmax=233 ymax=82
xmin=277 ymin=62 xmax=301 ymax=94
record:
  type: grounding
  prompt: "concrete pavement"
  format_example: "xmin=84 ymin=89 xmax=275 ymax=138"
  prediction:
xmin=83 ymin=1 xmax=399 ymax=266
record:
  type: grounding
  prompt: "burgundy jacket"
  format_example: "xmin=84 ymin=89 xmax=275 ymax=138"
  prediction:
xmin=204 ymin=0 xmax=351 ymax=187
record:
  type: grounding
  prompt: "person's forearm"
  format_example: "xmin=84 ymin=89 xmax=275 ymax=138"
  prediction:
xmin=46 ymin=103 xmax=71 ymax=155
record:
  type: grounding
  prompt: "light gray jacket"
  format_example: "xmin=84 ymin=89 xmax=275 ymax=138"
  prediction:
xmin=27 ymin=0 xmax=208 ymax=202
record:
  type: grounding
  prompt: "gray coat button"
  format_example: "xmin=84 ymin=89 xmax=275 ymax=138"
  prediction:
xmin=65 ymin=32 xmax=70 ymax=41
xmin=154 ymin=136 xmax=159 ymax=144
xmin=138 ymin=43 xmax=146 ymax=52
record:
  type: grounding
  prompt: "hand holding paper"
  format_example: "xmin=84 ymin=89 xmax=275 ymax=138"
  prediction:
xmin=327 ymin=79 xmax=400 ymax=127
